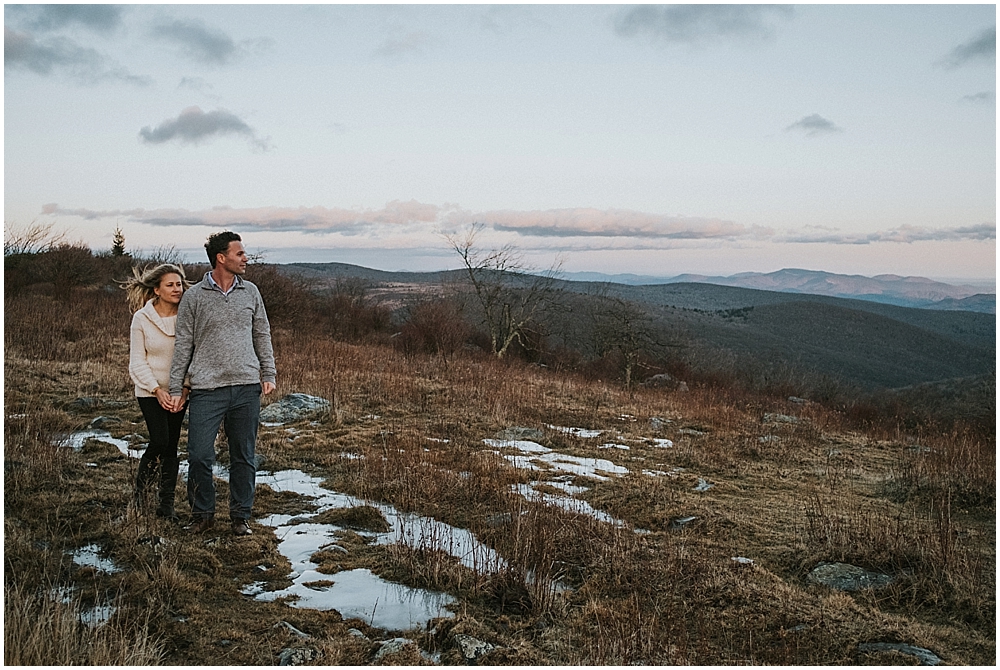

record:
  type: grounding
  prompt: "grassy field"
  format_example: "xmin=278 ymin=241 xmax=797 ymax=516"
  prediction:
xmin=4 ymin=280 xmax=995 ymax=665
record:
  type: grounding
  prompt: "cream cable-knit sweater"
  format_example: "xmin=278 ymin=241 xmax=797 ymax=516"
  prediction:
xmin=129 ymin=299 xmax=182 ymax=398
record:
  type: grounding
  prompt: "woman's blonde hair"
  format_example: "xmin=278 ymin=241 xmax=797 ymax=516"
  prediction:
xmin=121 ymin=263 xmax=191 ymax=313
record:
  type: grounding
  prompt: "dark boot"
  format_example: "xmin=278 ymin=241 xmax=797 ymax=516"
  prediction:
xmin=134 ymin=453 xmax=158 ymax=510
xmin=155 ymin=456 xmax=180 ymax=521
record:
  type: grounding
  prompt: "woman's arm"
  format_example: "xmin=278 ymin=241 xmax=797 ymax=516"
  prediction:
xmin=128 ymin=318 xmax=160 ymax=394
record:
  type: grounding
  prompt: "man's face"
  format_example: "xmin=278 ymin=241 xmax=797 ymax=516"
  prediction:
xmin=217 ymin=240 xmax=248 ymax=275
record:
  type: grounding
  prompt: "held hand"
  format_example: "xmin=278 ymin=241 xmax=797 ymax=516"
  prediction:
xmin=172 ymin=388 xmax=190 ymax=413
xmin=262 ymin=382 xmax=276 ymax=396
xmin=154 ymin=388 xmax=173 ymax=411
xmin=169 ymin=394 xmax=184 ymax=413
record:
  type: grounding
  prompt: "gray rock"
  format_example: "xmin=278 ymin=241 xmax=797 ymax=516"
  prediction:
xmin=693 ymin=478 xmax=713 ymax=492
xmin=260 ymin=394 xmax=330 ymax=425
xmin=453 ymin=634 xmax=496 ymax=664
xmin=678 ymin=428 xmax=706 ymax=436
xmin=495 ymin=426 xmax=544 ymax=441
xmin=764 ymin=413 xmax=800 ymax=424
xmin=649 ymin=417 xmax=664 ymax=431
xmin=275 ymin=621 xmax=310 ymax=639
xmin=347 ymin=628 xmax=369 ymax=641
xmin=68 ymin=397 xmax=129 ymax=411
xmin=807 ymin=562 xmax=894 ymax=591
xmin=278 ymin=647 xmax=319 ymax=666
xmin=89 ymin=416 xmax=121 ymax=429
xmin=788 ymin=396 xmax=808 ymax=404
xmin=858 ymin=642 xmax=942 ymax=666
xmin=374 ymin=638 xmax=416 ymax=662
xmin=668 ymin=515 xmax=697 ymax=530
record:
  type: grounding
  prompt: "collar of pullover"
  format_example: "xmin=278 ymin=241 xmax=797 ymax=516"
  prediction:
xmin=204 ymin=271 xmax=243 ymax=295
xmin=139 ymin=299 xmax=176 ymax=336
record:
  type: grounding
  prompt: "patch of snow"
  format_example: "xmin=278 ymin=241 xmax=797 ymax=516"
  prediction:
xmin=694 ymin=478 xmax=714 ymax=492
xmin=513 ymin=484 xmax=625 ymax=528
xmin=426 ymin=437 xmax=450 ymax=443
xmin=535 ymin=452 xmax=627 ymax=481
xmin=646 ymin=438 xmax=673 ymax=448
xmin=598 ymin=443 xmax=631 ymax=451
xmin=56 ymin=429 xmax=143 ymax=458
xmin=482 ymin=438 xmax=549 ymax=453
xmin=732 ymin=556 xmax=754 ymax=565
xmin=261 ymin=421 xmax=284 ymax=427
xmin=545 ymin=424 xmax=602 ymax=438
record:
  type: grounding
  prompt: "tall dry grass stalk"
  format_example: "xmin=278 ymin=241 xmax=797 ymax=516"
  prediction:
xmin=4 ymin=583 xmax=164 ymax=665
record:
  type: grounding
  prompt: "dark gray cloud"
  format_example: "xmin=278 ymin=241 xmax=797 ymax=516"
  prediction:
xmin=938 ymin=26 xmax=995 ymax=69
xmin=139 ymin=106 xmax=272 ymax=151
xmin=13 ymin=4 xmax=124 ymax=33
xmin=4 ymin=26 xmax=148 ymax=84
xmin=960 ymin=90 xmax=995 ymax=105
xmin=151 ymin=18 xmax=271 ymax=65
xmin=614 ymin=4 xmax=793 ymax=44
xmin=785 ymin=113 xmax=842 ymax=136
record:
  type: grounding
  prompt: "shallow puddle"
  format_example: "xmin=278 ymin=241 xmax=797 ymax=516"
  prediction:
xmin=249 ymin=469 xmax=512 ymax=629
xmin=70 ymin=543 xmax=122 ymax=574
xmin=252 ymin=567 xmax=455 ymax=630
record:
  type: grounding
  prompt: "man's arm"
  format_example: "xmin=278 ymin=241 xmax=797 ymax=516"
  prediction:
xmin=169 ymin=292 xmax=196 ymax=397
xmin=251 ymin=287 xmax=277 ymax=394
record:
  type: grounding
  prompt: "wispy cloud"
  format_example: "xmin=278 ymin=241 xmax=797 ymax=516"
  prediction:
xmin=4 ymin=26 xmax=149 ymax=84
xmin=614 ymin=4 xmax=793 ymax=45
xmin=373 ymin=31 xmax=433 ymax=58
xmin=150 ymin=18 xmax=271 ymax=66
xmin=471 ymin=208 xmax=757 ymax=240
xmin=41 ymin=201 xmax=993 ymax=249
xmin=139 ymin=106 xmax=272 ymax=151
xmin=960 ymin=90 xmax=995 ymax=105
xmin=779 ymin=222 xmax=995 ymax=245
xmin=937 ymin=26 xmax=996 ymax=69
xmin=785 ymin=113 xmax=842 ymax=136
xmin=8 ymin=4 xmax=124 ymax=34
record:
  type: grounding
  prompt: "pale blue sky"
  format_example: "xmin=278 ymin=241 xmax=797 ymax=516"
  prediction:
xmin=4 ymin=3 xmax=996 ymax=279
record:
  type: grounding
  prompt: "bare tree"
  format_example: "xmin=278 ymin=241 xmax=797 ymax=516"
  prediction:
xmin=4 ymin=221 xmax=66 ymax=256
xmin=446 ymin=223 xmax=562 ymax=358
xmin=587 ymin=285 xmax=675 ymax=391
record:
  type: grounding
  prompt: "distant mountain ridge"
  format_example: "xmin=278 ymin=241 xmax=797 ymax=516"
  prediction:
xmin=560 ymin=268 xmax=995 ymax=313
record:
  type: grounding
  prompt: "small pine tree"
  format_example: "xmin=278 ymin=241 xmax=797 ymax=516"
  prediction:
xmin=111 ymin=227 xmax=126 ymax=256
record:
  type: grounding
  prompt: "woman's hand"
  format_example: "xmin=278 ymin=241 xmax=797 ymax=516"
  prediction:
xmin=154 ymin=387 xmax=173 ymax=411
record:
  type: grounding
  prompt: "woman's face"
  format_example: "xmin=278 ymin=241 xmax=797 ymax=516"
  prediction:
xmin=154 ymin=273 xmax=184 ymax=306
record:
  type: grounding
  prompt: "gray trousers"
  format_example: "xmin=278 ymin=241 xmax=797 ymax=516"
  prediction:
xmin=186 ymin=383 xmax=261 ymax=521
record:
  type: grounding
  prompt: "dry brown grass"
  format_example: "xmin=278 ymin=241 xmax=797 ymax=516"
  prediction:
xmin=4 ymin=283 xmax=995 ymax=665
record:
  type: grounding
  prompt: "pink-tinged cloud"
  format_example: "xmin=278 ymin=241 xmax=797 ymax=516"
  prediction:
xmin=40 ymin=202 xmax=995 ymax=247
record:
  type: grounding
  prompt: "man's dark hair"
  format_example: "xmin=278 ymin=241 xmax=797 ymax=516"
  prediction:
xmin=205 ymin=231 xmax=242 ymax=268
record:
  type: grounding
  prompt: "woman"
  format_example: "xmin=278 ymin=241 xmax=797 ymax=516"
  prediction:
xmin=123 ymin=264 xmax=191 ymax=520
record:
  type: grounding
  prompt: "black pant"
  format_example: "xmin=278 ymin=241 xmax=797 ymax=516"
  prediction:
xmin=136 ymin=396 xmax=186 ymax=508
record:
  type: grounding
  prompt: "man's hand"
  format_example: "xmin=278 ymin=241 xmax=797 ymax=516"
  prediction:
xmin=169 ymin=394 xmax=184 ymax=412
xmin=262 ymin=382 xmax=276 ymax=396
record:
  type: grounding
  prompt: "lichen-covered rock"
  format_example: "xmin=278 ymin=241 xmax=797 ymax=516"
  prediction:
xmin=453 ymin=634 xmax=496 ymax=664
xmin=260 ymin=393 xmax=330 ymax=424
xmin=278 ymin=647 xmax=319 ymax=666
xmin=764 ymin=413 xmax=801 ymax=424
xmin=807 ymin=562 xmax=894 ymax=591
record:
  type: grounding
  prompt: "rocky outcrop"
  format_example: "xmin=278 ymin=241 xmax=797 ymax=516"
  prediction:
xmin=260 ymin=393 xmax=330 ymax=424
xmin=807 ymin=562 xmax=894 ymax=591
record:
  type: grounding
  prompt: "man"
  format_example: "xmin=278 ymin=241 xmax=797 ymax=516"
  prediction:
xmin=169 ymin=231 xmax=276 ymax=536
